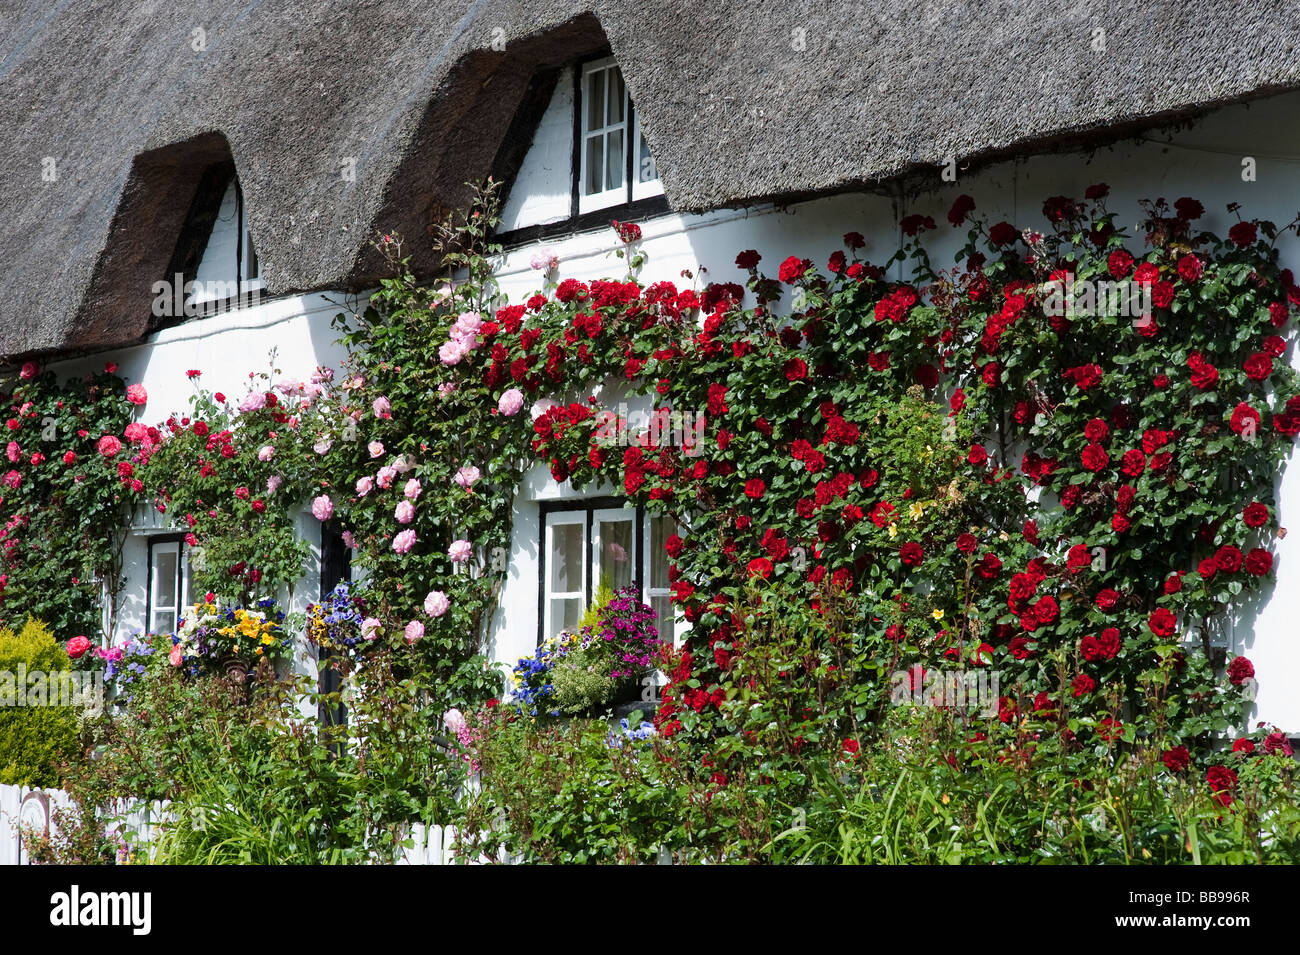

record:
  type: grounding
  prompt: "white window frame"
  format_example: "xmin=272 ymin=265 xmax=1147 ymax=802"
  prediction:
xmin=578 ymin=57 xmax=631 ymax=214
xmin=146 ymin=536 xmax=194 ymax=636
xmin=631 ymin=109 xmax=663 ymax=203
xmin=591 ymin=506 xmax=637 ymax=595
xmin=542 ymin=511 xmax=588 ymax=642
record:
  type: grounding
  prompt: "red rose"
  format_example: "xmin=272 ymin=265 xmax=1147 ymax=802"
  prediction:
xmin=1174 ymin=197 xmax=1205 ymax=220
xmin=744 ymin=478 xmax=766 ymax=499
xmin=1232 ymin=738 xmax=1255 ymax=755
xmin=1162 ymin=746 xmax=1190 ymax=772
xmin=1107 ymin=250 xmax=1134 ymax=279
xmin=1245 ymin=548 xmax=1273 ymax=576
xmin=66 ymin=635 xmax=91 ymax=659
xmin=1148 ymin=607 xmax=1177 ymax=638
xmin=1226 ymin=220 xmax=1257 ymax=247
xmin=1095 ymin=588 xmax=1121 ymax=612
xmin=783 ymin=358 xmax=808 ymax=381
xmin=1177 ymin=254 xmax=1203 ymax=282
xmin=968 ymin=444 xmax=988 ymax=466
xmin=1081 ymin=443 xmax=1109 ymax=472
xmin=1153 ymin=373 xmax=1169 ymax=389
xmin=1269 ymin=301 xmax=1290 ymax=327
xmin=1242 ymin=502 xmax=1269 ymax=528
xmin=1215 ymin=544 xmax=1243 ymax=573
xmin=761 ymin=529 xmax=789 ymax=561
xmin=956 ymin=532 xmax=977 ymax=554
xmin=777 ymin=256 xmax=807 ymax=283
xmin=747 ymin=557 xmax=773 ymax=579
xmin=981 ymin=362 xmax=1000 ymax=387
xmin=1120 ymin=449 xmax=1146 ymax=477
xmin=1133 ymin=262 xmax=1160 ymax=285
xmin=1084 ymin=418 xmax=1109 ymax=442
xmin=1164 ymin=572 xmax=1184 ymax=595
xmin=1071 ymin=674 xmax=1095 ymax=697
xmin=1206 ymin=765 xmax=1238 ymax=806
xmin=947 ymin=195 xmax=975 ymax=227
xmin=193 ymin=421 xmax=210 ymax=437
xmin=735 ymin=250 xmax=760 ymax=270
xmin=1243 ymin=352 xmax=1273 ymax=381
xmin=1229 ymin=402 xmax=1260 ymax=436
xmin=988 ymin=221 xmax=1018 ymax=246
xmin=1263 ymin=335 xmax=1286 ymax=358
xmin=1066 ymin=544 xmax=1091 ymax=573
xmin=899 ymin=542 xmax=924 ymax=567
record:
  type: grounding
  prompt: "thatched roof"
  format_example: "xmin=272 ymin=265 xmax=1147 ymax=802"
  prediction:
xmin=2 ymin=1 xmax=1299 ymax=358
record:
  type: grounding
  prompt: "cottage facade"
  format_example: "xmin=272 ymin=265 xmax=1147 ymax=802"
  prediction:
xmin=4 ymin=4 xmax=1300 ymax=732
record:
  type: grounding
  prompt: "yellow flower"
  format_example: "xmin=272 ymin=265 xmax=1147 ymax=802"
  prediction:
xmin=932 ymin=609 xmax=944 ymax=621
xmin=888 ymin=522 xmax=898 ymax=539
xmin=908 ymin=502 xmax=924 ymax=520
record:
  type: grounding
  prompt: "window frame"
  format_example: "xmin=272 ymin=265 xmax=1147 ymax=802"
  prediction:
xmin=537 ymin=496 xmax=651 ymax=647
xmin=144 ymin=534 xmax=194 ymax=636
xmin=576 ymin=56 xmax=631 ymax=215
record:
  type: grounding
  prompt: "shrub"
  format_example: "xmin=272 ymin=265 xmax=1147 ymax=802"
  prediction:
xmin=0 ymin=619 xmax=82 ymax=787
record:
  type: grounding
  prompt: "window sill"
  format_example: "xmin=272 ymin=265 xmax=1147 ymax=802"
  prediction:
xmin=494 ymin=194 xmax=670 ymax=250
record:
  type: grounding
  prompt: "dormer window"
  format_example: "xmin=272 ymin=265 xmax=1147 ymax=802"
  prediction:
xmin=190 ymin=173 xmax=263 ymax=309
xmin=494 ymin=56 xmax=665 ymax=238
xmin=578 ymin=58 xmax=661 ymax=213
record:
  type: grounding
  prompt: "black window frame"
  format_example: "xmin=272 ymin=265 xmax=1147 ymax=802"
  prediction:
xmin=536 ymin=496 xmax=646 ymax=647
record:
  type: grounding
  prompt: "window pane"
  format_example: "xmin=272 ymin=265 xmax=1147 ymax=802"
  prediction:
xmin=182 ymin=550 xmax=194 ymax=611
xmin=650 ymin=514 xmax=673 ymax=589
xmin=585 ymin=136 xmax=604 ymax=196
xmin=651 ymin=595 xmax=673 ymax=644
xmin=605 ymin=128 xmax=624 ymax=192
xmin=550 ymin=522 xmax=584 ymax=592
xmin=152 ymin=610 xmax=176 ymax=636
xmin=607 ymin=69 xmax=625 ymax=125
xmin=154 ymin=548 xmax=177 ymax=611
xmin=586 ymin=70 xmax=605 ymax=131
xmin=551 ymin=597 xmax=582 ymax=635
xmin=599 ymin=519 xmax=633 ymax=591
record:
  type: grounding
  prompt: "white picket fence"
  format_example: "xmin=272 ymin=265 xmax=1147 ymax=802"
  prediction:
xmin=0 ymin=781 xmax=471 ymax=865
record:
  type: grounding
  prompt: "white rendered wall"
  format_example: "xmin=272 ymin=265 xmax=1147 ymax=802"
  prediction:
xmin=498 ymin=67 xmax=575 ymax=232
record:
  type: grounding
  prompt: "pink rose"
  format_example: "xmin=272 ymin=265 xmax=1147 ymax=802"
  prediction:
xmin=361 ymin=617 xmax=381 ymax=641
xmin=454 ymin=465 xmax=480 ymax=489
xmin=403 ymin=478 xmax=421 ymax=500
xmin=19 ymin=362 xmax=38 ymax=380
xmin=443 ymin=708 xmax=467 ymax=734
xmin=448 ymin=539 xmax=472 ymax=563
xmin=97 ymin=435 xmax=122 ymax=457
xmin=169 ymin=644 xmax=183 ymax=667
xmin=438 ymin=340 xmax=466 ymax=366
xmin=368 ymin=441 xmax=385 ymax=458
xmin=498 ymin=388 xmax=525 ymax=416
xmin=239 ymin=391 xmax=267 ymax=414
xmin=424 ymin=590 xmax=450 ymax=617
xmin=124 ymin=422 xmax=148 ymax=443
xmin=66 ymin=635 xmax=91 ymax=659
xmin=258 ymin=445 xmax=275 ymax=462
xmin=376 ymin=466 xmax=397 ymax=489
xmin=355 ymin=476 xmax=374 ymax=496
xmin=394 ymin=499 xmax=414 ymax=524
xmin=312 ymin=494 xmax=333 ymax=522
xmin=373 ymin=396 xmax=391 ymax=419
xmin=126 ymin=384 xmax=147 ymax=405
xmin=404 ymin=620 xmax=425 ymax=643
xmin=393 ymin=529 xmax=416 ymax=554
xmin=5 ymin=442 xmax=18 ymax=463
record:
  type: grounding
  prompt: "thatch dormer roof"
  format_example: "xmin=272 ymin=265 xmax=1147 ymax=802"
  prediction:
xmin=2 ymin=1 xmax=1298 ymax=357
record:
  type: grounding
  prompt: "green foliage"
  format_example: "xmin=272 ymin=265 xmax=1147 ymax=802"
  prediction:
xmin=0 ymin=366 xmax=132 ymax=639
xmin=0 ymin=619 xmax=81 ymax=787
xmin=550 ymin=646 xmax=620 ymax=715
